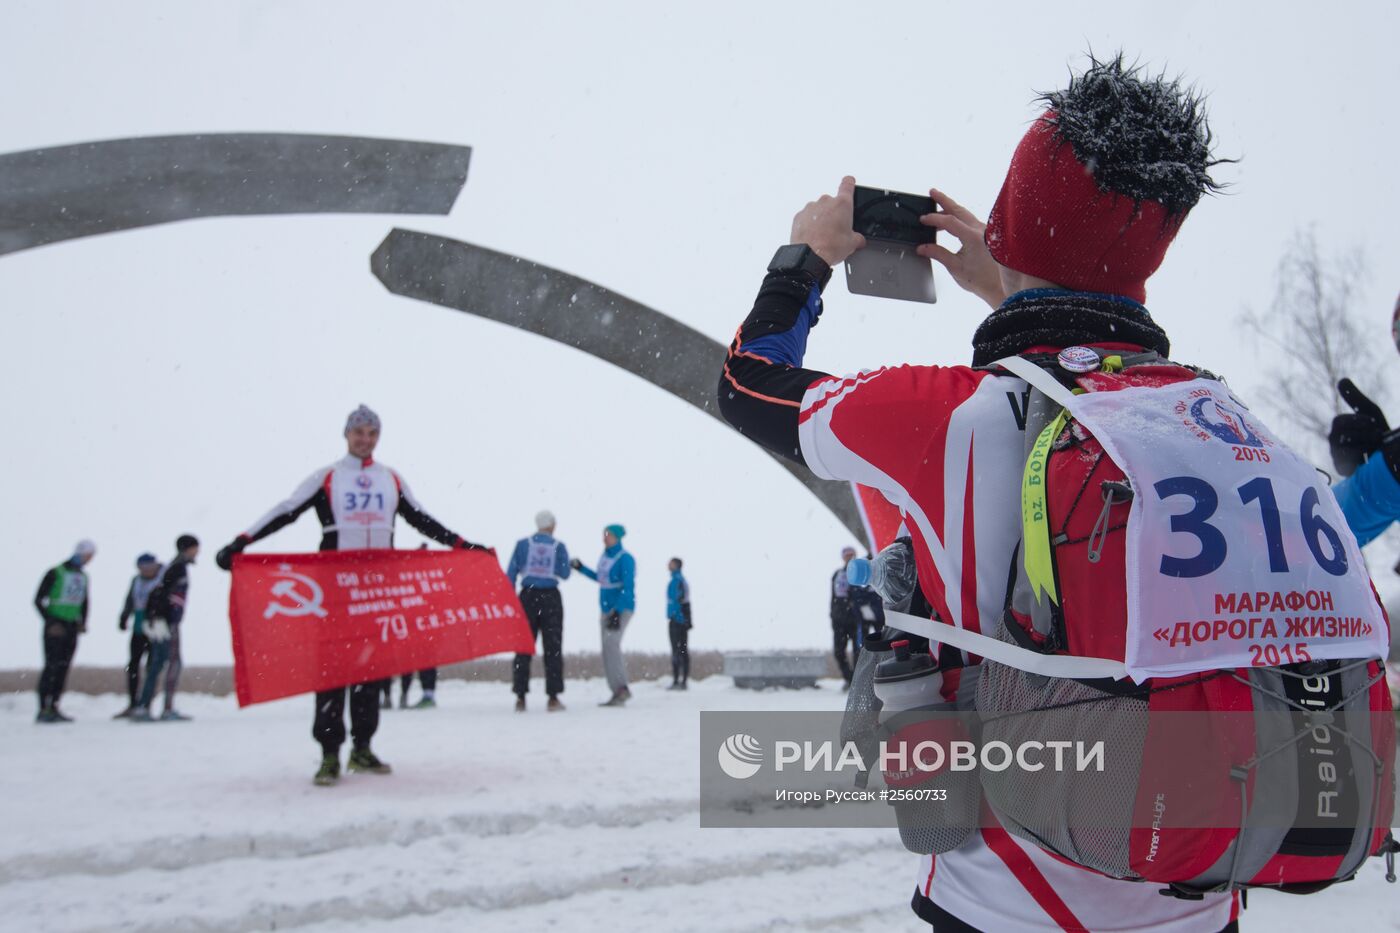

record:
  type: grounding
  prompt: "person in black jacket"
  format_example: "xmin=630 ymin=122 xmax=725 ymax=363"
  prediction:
xmin=131 ymin=535 xmax=199 ymax=722
xmin=114 ymin=553 xmax=162 ymax=719
xmin=848 ymin=567 xmax=886 ymax=648
xmin=830 ymin=547 xmax=859 ymax=685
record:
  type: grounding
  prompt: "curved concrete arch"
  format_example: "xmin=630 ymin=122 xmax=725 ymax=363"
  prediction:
xmin=369 ymin=228 xmax=868 ymax=546
xmin=0 ymin=134 xmax=472 ymax=256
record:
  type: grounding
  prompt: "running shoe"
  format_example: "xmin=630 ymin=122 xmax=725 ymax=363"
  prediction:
xmin=347 ymin=748 xmax=392 ymax=775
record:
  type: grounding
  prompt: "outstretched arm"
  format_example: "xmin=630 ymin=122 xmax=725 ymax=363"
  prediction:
xmin=217 ymin=469 xmax=326 ymax=569
xmin=1333 ymin=454 xmax=1400 ymax=547
xmin=395 ymin=474 xmax=487 ymax=549
xmin=243 ymin=469 xmax=327 ymax=545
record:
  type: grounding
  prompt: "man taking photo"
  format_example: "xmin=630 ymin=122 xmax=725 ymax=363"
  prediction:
xmin=716 ymin=54 xmax=1239 ymax=932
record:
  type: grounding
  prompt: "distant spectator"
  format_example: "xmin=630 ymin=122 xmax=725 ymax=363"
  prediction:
xmin=571 ymin=524 xmax=636 ymax=707
xmin=114 ymin=553 xmax=162 ymax=719
xmin=666 ymin=557 xmax=692 ymax=690
xmin=830 ymin=546 xmax=858 ymax=686
xmin=507 ymin=509 xmax=572 ymax=712
xmin=849 ymin=562 xmax=886 ymax=647
xmin=33 ymin=539 xmax=96 ymax=723
xmin=132 ymin=534 xmax=199 ymax=722
xmin=398 ymin=669 xmax=439 ymax=709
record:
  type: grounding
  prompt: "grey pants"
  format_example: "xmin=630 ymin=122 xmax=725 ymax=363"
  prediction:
xmin=600 ymin=610 xmax=633 ymax=692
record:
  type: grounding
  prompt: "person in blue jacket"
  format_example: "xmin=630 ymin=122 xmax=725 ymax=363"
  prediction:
xmin=666 ymin=557 xmax=692 ymax=690
xmin=1330 ymin=297 xmax=1400 ymax=541
xmin=506 ymin=509 xmax=572 ymax=712
xmin=1329 ymin=294 xmax=1400 ymax=657
xmin=571 ymin=523 xmax=636 ymax=706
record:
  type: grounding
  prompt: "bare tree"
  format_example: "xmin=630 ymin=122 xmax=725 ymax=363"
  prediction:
xmin=1241 ymin=227 xmax=1377 ymax=456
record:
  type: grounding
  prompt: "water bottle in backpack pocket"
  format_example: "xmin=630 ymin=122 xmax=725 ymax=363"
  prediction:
xmin=874 ymin=639 xmax=982 ymax=854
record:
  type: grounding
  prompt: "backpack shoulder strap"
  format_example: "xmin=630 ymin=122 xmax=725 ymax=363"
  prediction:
xmin=883 ymin=607 xmax=1129 ymax=680
xmin=994 ymin=355 xmax=1079 ymax=408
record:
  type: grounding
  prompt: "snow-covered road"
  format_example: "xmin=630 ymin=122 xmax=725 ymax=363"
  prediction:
xmin=2 ymin=677 xmax=1396 ymax=931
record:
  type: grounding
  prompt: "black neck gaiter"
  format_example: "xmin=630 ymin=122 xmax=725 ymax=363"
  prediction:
xmin=970 ymin=291 xmax=1171 ymax=367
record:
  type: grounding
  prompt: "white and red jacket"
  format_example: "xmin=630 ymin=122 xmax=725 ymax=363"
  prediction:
xmin=718 ymin=274 xmax=1237 ymax=931
xmin=240 ymin=454 xmax=475 ymax=552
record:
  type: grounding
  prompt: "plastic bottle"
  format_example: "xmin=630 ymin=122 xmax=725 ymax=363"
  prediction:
xmin=846 ymin=537 xmax=917 ymax=612
xmin=872 ymin=638 xmax=944 ymax=713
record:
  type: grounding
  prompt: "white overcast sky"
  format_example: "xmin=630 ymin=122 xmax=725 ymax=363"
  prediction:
xmin=3 ymin=0 xmax=1398 ymax=668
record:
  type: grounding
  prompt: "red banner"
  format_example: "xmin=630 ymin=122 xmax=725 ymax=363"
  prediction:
xmin=228 ymin=548 xmax=533 ymax=707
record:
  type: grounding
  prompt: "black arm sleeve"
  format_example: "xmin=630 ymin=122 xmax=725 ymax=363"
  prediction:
xmin=716 ymin=271 xmax=834 ymax=466
xmin=242 ymin=470 xmax=331 ymax=546
xmin=34 ymin=568 xmax=56 ymax=617
xmin=245 ymin=495 xmax=321 ymax=545
xmin=397 ymin=497 xmax=466 ymax=548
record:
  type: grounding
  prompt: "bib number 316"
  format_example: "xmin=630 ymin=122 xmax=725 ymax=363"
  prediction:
xmin=1154 ymin=476 xmax=1347 ymax=579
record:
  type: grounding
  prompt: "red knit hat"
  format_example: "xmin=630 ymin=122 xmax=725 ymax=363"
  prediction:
xmin=985 ymin=114 xmax=1182 ymax=303
xmin=984 ymin=57 xmax=1222 ymax=304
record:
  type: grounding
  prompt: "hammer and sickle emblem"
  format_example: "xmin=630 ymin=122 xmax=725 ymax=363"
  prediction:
xmin=263 ymin=565 xmax=329 ymax=619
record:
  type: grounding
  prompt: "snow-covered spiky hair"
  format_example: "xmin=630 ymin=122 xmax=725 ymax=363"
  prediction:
xmin=1037 ymin=53 xmax=1227 ymax=216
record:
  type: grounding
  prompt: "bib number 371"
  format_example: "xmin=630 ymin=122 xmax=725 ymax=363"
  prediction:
xmin=1154 ymin=476 xmax=1348 ymax=579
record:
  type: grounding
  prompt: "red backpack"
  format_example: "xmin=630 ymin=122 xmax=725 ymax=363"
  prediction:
xmin=888 ymin=348 xmax=1396 ymax=897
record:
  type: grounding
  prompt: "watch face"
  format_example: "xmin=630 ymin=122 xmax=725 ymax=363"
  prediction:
xmin=771 ymin=244 xmax=808 ymax=271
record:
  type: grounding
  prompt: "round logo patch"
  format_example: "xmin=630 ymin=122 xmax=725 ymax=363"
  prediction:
xmin=1057 ymin=346 xmax=1101 ymax=373
xmin=1189 ymin=396 xmax=1266 ymax=449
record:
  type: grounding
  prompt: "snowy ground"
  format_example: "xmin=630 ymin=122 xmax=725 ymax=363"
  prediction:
xmin=1 ymin=676 xmax=1396 ymax=932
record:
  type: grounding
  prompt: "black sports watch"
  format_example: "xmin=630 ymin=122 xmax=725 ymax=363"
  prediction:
xmin=768 ymin=243 xmax=832 ymax=290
